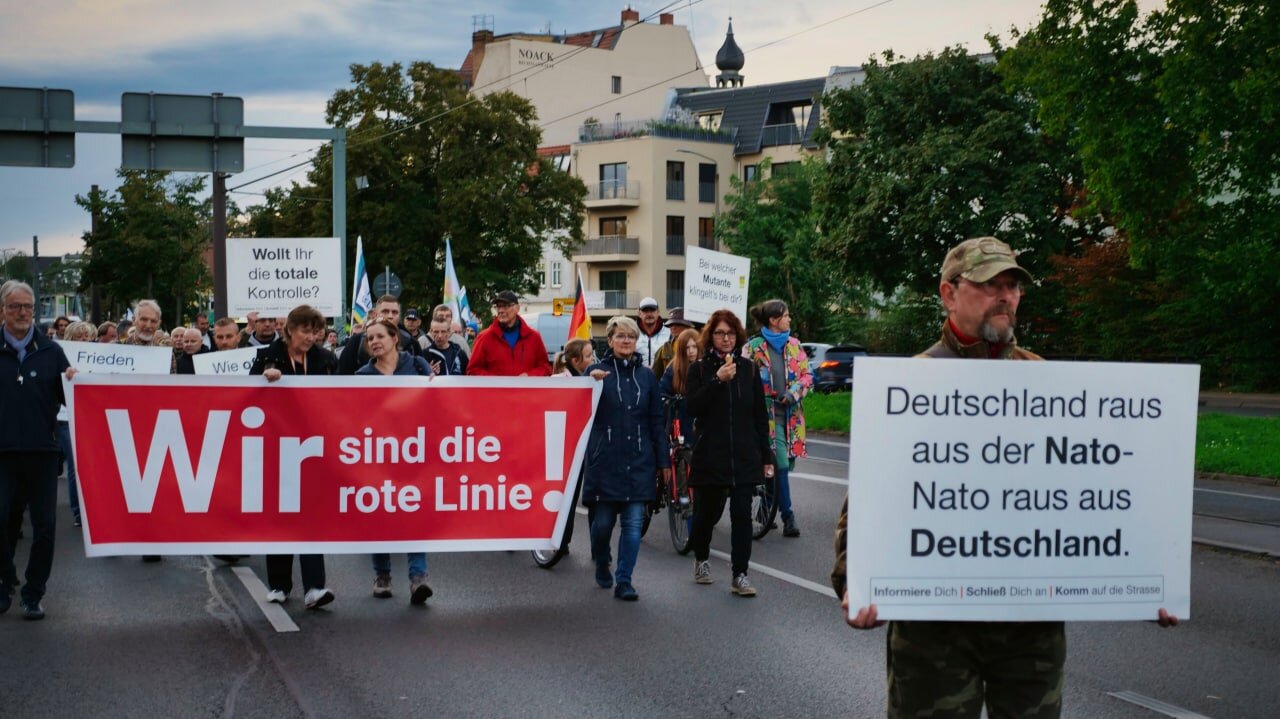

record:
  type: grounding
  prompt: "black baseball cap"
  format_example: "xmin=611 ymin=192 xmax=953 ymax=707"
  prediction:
xmin=404 ymin=308 xmax=421 ymax=320
xmin=492 ymin=290 xmax=520 ymax=305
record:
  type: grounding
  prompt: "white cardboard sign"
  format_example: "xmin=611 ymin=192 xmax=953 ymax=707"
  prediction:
xmin=226 ymin=237 xmax=341 ymax=317
xmin=846 ymin=357 xmax=1199 ymax=621
xmin=193 ymin=347 xmax=258 ymax=375
xmin=58 ymin=340 xmax=173 ymax=375
xmin=683 ymin=246 xmax=751 ymax=325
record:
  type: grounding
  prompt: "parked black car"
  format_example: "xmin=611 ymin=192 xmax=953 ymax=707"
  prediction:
xmin=814 ymin=344 xmax=868 ymax=392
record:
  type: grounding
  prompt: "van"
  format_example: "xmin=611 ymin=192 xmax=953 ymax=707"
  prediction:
xmin=520 ymin=312 xmax=573 ymax=362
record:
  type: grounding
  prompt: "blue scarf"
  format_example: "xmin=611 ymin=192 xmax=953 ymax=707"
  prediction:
xmin=761 ymin=327 xmax=790 ymax=354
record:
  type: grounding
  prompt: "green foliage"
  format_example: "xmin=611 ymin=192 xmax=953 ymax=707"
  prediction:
xmin=243 ymin=61 xmax=586 ymax=316
xmin=1000 ymin=0 xmax=1280 ymax=388
xmin=816 ymin=46 xmax=1091 ymax=297
xmin=842 ymin=286 xmax=945 ymax=356
xmin=718 ymin=158 xmax=850 ymax=340
xmin=800 ymin=391 xmax=851 ymax=434
xmin=76 ymin=171 xmax=211 ymax=324
xmin=0 ymin=252 xmax=34 ymax=284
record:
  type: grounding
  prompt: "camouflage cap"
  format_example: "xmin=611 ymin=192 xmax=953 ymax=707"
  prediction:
xmin=941 ymin=237 xmax=1033 ymax=284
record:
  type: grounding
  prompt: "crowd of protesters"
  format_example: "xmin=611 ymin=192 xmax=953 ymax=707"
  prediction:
xmin=3 ymin=284 xmax=809 ymax=621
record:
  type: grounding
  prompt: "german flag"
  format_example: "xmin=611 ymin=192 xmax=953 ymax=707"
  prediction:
xmin=567 ymin=271 xmax=591 ymax=341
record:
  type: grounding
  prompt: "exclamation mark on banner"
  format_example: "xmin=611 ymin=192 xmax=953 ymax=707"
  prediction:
xmin=542 ymin=411 xmax=567 ymax=512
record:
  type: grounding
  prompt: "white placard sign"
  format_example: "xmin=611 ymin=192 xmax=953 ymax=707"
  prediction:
xmin=846 ymin=357 xmax=1199 ymax=622
xmin=683 ymin=246 xmax=751 ymax=324
xmin=192 ymin=347 xmax=258 ymax=375
xmin=227 ymin=237 xmax=342 ymax=317
xmin=58 ymin=341 xmax=173 ymax=374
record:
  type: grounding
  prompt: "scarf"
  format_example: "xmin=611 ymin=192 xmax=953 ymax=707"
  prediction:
xmin=761 ymin=327 xmax=790 ymax=354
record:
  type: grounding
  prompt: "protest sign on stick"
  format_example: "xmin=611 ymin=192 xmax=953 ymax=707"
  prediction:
xmin=226 ymin=237 xmax=342 ymax=317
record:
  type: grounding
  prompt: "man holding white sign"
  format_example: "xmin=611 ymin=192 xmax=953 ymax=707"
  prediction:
xmin=831 ymin=237 xmax=1179 ymax=719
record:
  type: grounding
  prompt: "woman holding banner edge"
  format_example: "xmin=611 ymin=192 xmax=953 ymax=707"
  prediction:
xmin=251 ymin=304 xmax=339 ymax=610
xmin=356 ymin=317 xmax=435 ymax=604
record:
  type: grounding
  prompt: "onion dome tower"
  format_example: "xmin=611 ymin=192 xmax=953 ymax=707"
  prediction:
xmin=714 ymin=18 xmax=745 ymax=88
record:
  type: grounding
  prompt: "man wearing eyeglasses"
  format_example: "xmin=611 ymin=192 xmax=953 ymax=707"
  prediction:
xmin=831 ymin=237 xmax=1176 ymax=718
xmin=467 ymin=290 xmax=550 ymax=377
xmin=0 ymin=281 xmax=77 ymax=620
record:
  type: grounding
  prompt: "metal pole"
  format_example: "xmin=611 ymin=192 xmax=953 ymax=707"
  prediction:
xmin=90 ymin=184 xmax=102 ymax=323
xmin=332 ymin=129 xmax=347 ymax=327
xmin=212 ymin=172 xmax=228 ymax=319
xmin=31 ymin=235 xmax=40 ymax=325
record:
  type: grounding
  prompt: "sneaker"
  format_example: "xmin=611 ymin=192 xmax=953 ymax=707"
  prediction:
xmin=613 ymin=583 xmax=638 ymax=601
xmin=782 ymin=516 xmax=800 ymax=538
xmin=73 ymin=517 xmax=82 ymax=528
xmin=694 ymin=560 xmax=713 ymax=585
xmin=373 ymin=574 xmax=392 ymax=598
xmin=595 ymin=562 xmax=614 ymax=589
xmin=21 ymin=600 xmax=45 ymax=620
xmin=731 ymin=574 xmax=757 ymax=597
xmin=409 ymin=575 xmax=433 ymax=605
xmin=304 ymin=588 xmax=334 ymax=610
xmin=265 ymin=589 xmax=287 ymax=604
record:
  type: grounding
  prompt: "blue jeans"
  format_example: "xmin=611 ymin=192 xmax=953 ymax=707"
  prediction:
xmin=371 ymin=553 xmax=427 ymax=578
xmin=776 ymin=463 xmax=794 ymax=521
xmin=56 ymin=421 xmax=79 ymax=522
xmin=590 ymin=501 xmax=645 ymax=586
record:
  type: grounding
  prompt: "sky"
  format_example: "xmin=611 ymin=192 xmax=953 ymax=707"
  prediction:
xmin=0 ymin=0 xmax=1162 ymax=258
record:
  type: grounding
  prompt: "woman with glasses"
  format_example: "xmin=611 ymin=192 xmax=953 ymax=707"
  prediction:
xmin=580 ymin=317 xmax=669 ymax=601
xmin=745 ymin=300 xmax=813 ymax=538
xmin=686 ymin=309 xmax=774 ymax=597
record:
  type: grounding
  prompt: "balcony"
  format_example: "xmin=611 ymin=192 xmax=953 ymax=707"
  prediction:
xmin=584 ymin=180 xmax=641 ymax=208
xmin=760 ymin=123 xmax=804 ymax=148
xmin=666 ymin=235 xmax=685 ymax=255
xmin=602 ymin=290 xmax=642 ymax=310
xmin=578 ymin=118 xmax=736 ymax=145
xmin=666 ymin=289 xmax=684 ymax=310
xmin=572 ymin=235 xmax=641 ymax=261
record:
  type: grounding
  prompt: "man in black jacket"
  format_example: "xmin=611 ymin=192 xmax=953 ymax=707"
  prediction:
xmin=337 ymin=295 xmax=422 ymax=374
xmin=425 ymin=318 xmax=468 ymax=375
xmin=0 ymin=281 xmax=76 ymax=620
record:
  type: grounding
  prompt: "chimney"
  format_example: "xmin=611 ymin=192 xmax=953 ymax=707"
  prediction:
xmin=659 ymin=12 xmax=674 ymax=25
xmin=472 ymin=29 xmax=493 ymax=52
xmin=621 ymin=7 xmax=640 ymax=23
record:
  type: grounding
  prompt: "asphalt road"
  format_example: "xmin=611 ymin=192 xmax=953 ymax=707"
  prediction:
xmin=4 ymin=453 xmax=1279 ymax=718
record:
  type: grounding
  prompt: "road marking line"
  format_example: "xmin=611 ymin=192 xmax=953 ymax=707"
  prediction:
xmin=791 ymin=472 xmax=847 ymax=486
xmin=232 ymin=566 xmax=299 ymax=633
xmin=707 ymin=549 xmax=833 ymax=596
xmin=806 ymin=437 xmax=849 ymax=448
xmin=797 ymin=456 xmax=848 ymax=466
xmin=1107 ymin=690 xmax=1212 ymax=718
xmin=1195 ymin=487 xmax=1280 ymax=502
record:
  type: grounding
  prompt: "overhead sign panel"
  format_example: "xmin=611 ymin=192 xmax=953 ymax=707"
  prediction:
xmin=0 ymin=86 xmax=75 ymax=168
xmin=120 ymin=92 xmax=244 ymax=172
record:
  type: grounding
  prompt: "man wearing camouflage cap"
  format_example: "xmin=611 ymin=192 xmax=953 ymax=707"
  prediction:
xmin=829 ymin=237 xmax=1177 ymax=718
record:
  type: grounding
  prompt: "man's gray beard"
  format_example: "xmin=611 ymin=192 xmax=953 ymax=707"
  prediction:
xmin=979 ymin=320 xmax=1015 ymax=344
xmin=136 ymin=330 xmax=154 ymax=342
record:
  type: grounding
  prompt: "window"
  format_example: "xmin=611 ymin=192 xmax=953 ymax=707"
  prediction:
xmin=599 ymin=270 xmax=628 ymax=309
xmin=538 ymin=260 xmax=547 ymax=287
xmin=599 ymin=216 xmax=628 ymax=237
xmin=743 ymin=164 xmax=759 ymax=184
xmin=551 ymin=261 xmax=562 ymax=288
xmin=698 ymin=163 xmax=716 ymax=203
xmin=599 ymin=162 xmax=627 ymax=198
xmin=666 ymin=216 xmax=685 ymax=255
xmin=611 ymin=76 xmax=622 ymax=94
xmin=698 ymin=217 xmax=715 ymax=250
xmin=697 ymin=112 xmax=723 ymax=131
xmin=765 ymin=100 xmax=811 ymax=127
xmin=666 ymin=161 xmax=685 ymax=200
xmin=666 ymin=270 xmax=685 ymax=310
xmin=771 ymin=162 xmax=798 ymax=179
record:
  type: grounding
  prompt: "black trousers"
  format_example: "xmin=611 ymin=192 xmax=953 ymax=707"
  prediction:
xmin=689 ymin=483 xmax=754 ymax=576
xmin=0 ymin=453 xmax=59 ymax=602
xmin=266 ymin=554 xmax=326 ymax=594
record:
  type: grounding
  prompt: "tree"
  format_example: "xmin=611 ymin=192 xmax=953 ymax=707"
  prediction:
xmin=244 ymin=61 xmax=586 ymax=317
xmin=717 ymin=158 xmax=848 ymax=339
xmin=76 ymin=171 xmax=210 ymax=324
xmin=816 ymin=46 xmax=1093 ymax=297
xmin=1001 ymin=0 xmax=1280 ymax=388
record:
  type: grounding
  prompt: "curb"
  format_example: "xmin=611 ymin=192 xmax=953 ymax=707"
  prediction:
xmin=1192 ymin=537 xmax=1277 ymax=560
xmin=1196 ymin=471 xmax=1280 ymax=489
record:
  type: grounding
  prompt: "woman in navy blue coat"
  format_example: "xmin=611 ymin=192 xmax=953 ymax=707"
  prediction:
xmin=581 ymin=316 xmax=670 ymax=601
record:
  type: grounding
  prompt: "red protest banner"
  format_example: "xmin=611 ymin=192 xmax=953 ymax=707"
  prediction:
xmin=65 ymin=375 xmax=600 ymax=556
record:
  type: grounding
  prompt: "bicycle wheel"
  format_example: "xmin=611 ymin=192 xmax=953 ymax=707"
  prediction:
xmin=751 ymin=472 xmax=779 ymax=540
xmin=531 ymin=547 xmax=565 ymax=569
xmin=667 ymin=450 xmax=694 ymax=554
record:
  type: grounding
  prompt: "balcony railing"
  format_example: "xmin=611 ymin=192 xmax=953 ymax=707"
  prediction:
xmin=666 ymin=289 xmax=684 ymax=310
xmin=666 ymin=235 xmax=685 ymax=255
xmin=574 ymin=235 xmax=640 ymax=257
xmin=602 ymin=290 xmax=642 ymax=309
xmin=584 ymin=180 xmax=641 ymax=204
xmin=666 ymin=180 xmax=684 ymax=200
xmin=760 ymin=123 xmax=804 ymax=147
xmin=579 ymin=118 xmax=736 ymax=145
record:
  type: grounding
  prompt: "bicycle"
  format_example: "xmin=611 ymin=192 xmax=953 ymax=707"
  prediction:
xmin=750 ymin=470 xmax=779 ymax=540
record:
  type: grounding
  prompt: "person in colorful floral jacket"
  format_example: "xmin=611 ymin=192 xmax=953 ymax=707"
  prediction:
xmin=744 ymin=299 xmax=813 ymax=538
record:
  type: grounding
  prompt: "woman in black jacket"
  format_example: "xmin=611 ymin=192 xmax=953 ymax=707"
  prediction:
xmin=250 ymin=304 xmax=338 ymax=610
xmin=685 ymin=309 xmax=774 ymax=597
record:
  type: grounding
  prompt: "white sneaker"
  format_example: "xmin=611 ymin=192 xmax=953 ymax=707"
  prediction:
xmin=731 ymin=573 xmax=757 ymax=597
xmin=265 ymin=589 xmax=287 ymax=604
xmin=304 ymin=587 xmax=334 ymax=610
xmin=694 ymin=560 xmax=713 ymax=585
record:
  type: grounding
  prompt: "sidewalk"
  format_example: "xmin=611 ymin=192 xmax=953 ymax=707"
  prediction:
xmin=1199 ymin=391 xmax=1280 ymax=412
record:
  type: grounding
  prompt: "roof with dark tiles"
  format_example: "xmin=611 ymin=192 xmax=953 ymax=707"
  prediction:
xmin=673 ymin=77 xmax=828 ymax=156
